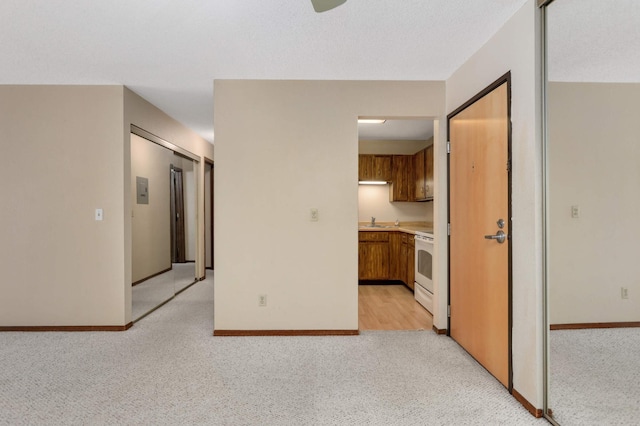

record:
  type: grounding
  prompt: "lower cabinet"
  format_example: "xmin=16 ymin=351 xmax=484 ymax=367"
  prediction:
xmin=406 ymin=237 xmax=415 ymax=290
xmin=359 ymin=231 xmax=415 ymax=289
xmin=358 ymin=232 xmax=390 ymax=280
xmin=399 ymin=233 xmax=415 ymax=290
xmin=389 ymin=232 xmax=403 ymax=280
xmin=399 ymin=242 xmax=408 ymax=285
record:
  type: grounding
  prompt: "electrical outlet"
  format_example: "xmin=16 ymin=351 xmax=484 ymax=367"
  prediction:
xmin=621 ymin=287 xmax=629 ymax=299
xmin=258 ymin=294 xmax=267 ymax=307
xmin=310 ymin=208 xmax=319 ymax=222
xmin=571 ymin=205 xmax=580 ymax=219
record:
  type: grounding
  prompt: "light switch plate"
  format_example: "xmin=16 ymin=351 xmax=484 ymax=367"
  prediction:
xmin=95 ymin=208 xmax=104 ymax=221
xmin=571 ymin=205 xmax=580 ymax=219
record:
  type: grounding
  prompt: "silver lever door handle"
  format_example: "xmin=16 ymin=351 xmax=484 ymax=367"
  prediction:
xmin=484 ymin=230 xmax=506 ymax=244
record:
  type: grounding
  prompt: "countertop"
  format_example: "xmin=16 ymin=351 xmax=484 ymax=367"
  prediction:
xmin=358 ymin=222 xmax=433 ymax=235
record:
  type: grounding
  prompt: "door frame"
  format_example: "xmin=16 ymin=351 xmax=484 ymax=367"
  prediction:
xmin=446 ymin=71 xmax=513 ymax=391
xmin=204 ymin=157 xmax=214 ymax=273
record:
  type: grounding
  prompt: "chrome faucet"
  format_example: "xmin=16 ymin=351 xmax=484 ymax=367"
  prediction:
xmin=371 ymin=217 xmax=376 ymax=226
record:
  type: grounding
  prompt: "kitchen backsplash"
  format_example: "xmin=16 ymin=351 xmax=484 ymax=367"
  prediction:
xmin=358 ymin=184 xmax=433 ymax=223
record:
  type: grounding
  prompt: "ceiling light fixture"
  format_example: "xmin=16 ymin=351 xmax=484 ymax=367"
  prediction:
xmin=358 ymin=181 xmax=388 ymax=185
xmin=311 ymin=0 xmax=347 ymax=13
xmin=357 ymin=119 xmax=386 ymax=124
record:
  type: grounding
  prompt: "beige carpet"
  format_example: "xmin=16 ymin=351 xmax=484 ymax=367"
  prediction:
xmin=1 ymin=277 xmax=547 ymax=425
xmin=549 ymin=328 xmax=640 ymax=425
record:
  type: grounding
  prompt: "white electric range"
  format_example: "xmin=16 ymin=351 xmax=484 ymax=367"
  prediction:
xmin=414 ymin=231 xmax=434 ymax=313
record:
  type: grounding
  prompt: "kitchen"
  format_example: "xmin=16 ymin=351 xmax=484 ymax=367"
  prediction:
xmin=357 ymin=118 xmax=435 ymax=331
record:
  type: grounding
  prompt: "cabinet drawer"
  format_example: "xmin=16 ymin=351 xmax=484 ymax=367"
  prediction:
xmin=359 ymin=232 xmax=390 ymax=242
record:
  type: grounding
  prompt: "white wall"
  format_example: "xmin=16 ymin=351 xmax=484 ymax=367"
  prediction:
xmin=0 ymin=86 xmax=126 ymax=326
xmin=548 ymin=82 xmax=640 ymax=324
xmin=358 ymin=185 xmax=433 ymax=223
xmin=446 ymin=0 xmax=542 ymax=408
xmin=214 ymin=80 xmax=445 ymax=331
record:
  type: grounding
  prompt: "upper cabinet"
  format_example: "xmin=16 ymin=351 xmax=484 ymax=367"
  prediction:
xmin=359 ymin=147 xmax=433 ymax=202
xmin=413 ymin=145 xmax=434 ymax=201
xmin=389 ymin=155 xmax=415 ymax=202
xmin=425 ymin=145 xmax=434 ymax=199
xmin=358 ymin=155 xmax=392 ymax=182
xmin=414 ymin=148 xmax=425 ymax=200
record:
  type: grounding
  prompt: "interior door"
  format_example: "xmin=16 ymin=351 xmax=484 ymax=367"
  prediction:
xmin=448 ymin=75 xmax=511 ymax=388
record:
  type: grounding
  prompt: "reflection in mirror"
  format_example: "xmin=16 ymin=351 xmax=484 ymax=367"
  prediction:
xmin=545 ymin=1 xmax=640 ymax=424
xmin=171 ymin=153 xmax=197 ymax=293
xmin=131 ymin=133 xmax=197 ymax=321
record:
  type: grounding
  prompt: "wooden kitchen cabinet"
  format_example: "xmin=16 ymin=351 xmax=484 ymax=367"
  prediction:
xmin=358 ymin=230 xmax=416 ymax=289
xmin=399 ymin=237 xmax=408 ymax=285
xmin=400 ymin=233 xmax=415 ymax=290
xmin=359 ymin=155 xmax=392 ymax=182
xmin=414 ymin=148 xmax=426 ymax=200
xmin=389 ymin=155 xmax=415 ymax=202
xmin=359 ymin=155 xmax=374 ymax=181
xmin=413 ymin=146 xmax=434 ymax=201
xmin=358 ymin=232 xmax=390 ymax=280
xmin=388 ymin=232 xmax=403 ymax=280
xmin=407 ymin=236 xmax=415 ymax=290
xmin=425 ymin=145 xmax=434 ymax=199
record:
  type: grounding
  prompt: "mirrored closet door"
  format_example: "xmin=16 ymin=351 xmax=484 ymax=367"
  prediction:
xmin=131 ymin=130 xmax=198 ymax=322
xmin=543 ymin=1 xmax=640 ymax=424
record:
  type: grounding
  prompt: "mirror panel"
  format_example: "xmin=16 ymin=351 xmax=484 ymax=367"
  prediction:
xmin=545 ymin=1 xmax=640 ymax=424
xmin=131 ymin=133 xmax=197 ymax=321
xmin=131 ymin=133 xmax=175 ymax=320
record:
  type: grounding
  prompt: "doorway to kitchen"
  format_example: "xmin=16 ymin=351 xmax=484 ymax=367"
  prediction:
xmin=357 ymin=117 xmax=436 ymax=331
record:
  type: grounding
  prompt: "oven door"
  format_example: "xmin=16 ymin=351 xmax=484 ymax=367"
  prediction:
xmin=414 ymin=235 xmax=434 ymax=313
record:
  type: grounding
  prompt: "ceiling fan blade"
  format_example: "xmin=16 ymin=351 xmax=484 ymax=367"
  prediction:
xmin=311 ymin=0 xmax=347 ymax=13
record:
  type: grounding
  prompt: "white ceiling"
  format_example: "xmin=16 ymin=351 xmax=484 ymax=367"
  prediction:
xmin=0 ymin=0 xmax=529 ymax=143
xmin=2 ymin=1 xmax=635 ymax=144
xmin=547 ymin=0 xmax=640 ymax=83
xmin=358 ymin=119 xmax=433 ymax=141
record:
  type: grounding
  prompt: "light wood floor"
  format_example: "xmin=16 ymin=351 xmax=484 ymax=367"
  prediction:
xmin=358 ymin=284 xmax=433 ymax=331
